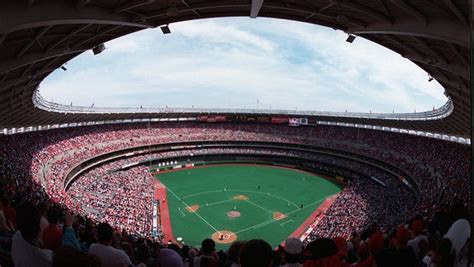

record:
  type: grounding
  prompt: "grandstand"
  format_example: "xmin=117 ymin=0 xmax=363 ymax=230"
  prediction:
xmin=0 ymin=1 xmax=471 ymax=267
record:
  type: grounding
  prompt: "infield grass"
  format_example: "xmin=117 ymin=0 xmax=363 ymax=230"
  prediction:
xmin=156 ymin=164 xmax=341 ymax=248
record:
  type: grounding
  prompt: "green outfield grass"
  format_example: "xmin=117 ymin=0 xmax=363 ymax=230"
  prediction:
xmin=156 ymin=164 xmax=341 ymax=248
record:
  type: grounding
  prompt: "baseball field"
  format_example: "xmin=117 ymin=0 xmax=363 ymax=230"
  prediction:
xmin=156 ymin=164 xmax=341 ymax=248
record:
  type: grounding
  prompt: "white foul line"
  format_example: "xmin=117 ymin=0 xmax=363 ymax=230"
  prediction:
xmin=206 ymin=198 xmax=234 ymax=207
xmin=235 ymin=196 xmax=327 ymax=235
xmin=178 ymin=207 xmax=186 ymax=217
xmin=246 ymin=199 xmax=273 ymax=214
xmin=166 ymin=187 xmax=221 ymax=234
xmin=280 ymin=220 xmax=294 ymax=227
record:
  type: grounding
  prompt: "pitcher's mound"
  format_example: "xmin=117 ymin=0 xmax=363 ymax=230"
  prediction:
xmin=227 ymin=211 xmax=241 ymax=218
xmin=273 ymin=212 xmax=287 ymax=220
xmin=233 ymin=194 xmax=248 ymax=200
xmin=212 ymin=230 xmax=237 ymax=244
xmin=186 ymin=204 xmax=199 ymax=213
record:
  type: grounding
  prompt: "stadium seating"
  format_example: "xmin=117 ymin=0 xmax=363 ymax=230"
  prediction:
xmin=0 ymin=122 xmax=469 ymax=266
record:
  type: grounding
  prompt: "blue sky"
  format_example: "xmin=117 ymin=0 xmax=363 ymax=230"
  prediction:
xmin=40 ymin=17 xmax=446 ymax=113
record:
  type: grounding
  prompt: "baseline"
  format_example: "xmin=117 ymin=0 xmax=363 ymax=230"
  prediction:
xmin=166 ymin=187 xmax=221 ymax=234
xmin=246 ymin=199 xmax=274 ymax=214
xmin=234 ymin=196 xmax=327 ymax=235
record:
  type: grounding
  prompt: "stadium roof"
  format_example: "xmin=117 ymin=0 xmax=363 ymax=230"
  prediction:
xmin=0 ymin=0 xmax=470 ymax=137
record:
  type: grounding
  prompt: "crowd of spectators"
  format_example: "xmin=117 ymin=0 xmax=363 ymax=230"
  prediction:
xmin=0 ymin=198 xmax=470 ymax=266
xmin=0 ymin=122 xmax=470 ymax=266
xmin=68 ymin=166 xmax=154 ymax=236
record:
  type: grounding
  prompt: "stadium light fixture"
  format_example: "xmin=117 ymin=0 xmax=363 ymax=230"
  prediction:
xmin=428 ymin=75 xmax=433 ymax=82
xmin=250 ymin=0 xmax=264 ymax=18
xmin=92 ymin=43 xmax=106 ymax=55
xmin=346 ymin=34 xmax=356 ymax=43
xmin=160 ymin=24 xmax=171 ymax=34
xmin=60 ymin=65 xmax=67 ymax=71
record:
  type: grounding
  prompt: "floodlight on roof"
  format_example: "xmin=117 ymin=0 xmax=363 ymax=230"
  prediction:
xmin=160 ymin=24 xmax=171 ymax=34
xmin=250 ymin=0 xmax=264 ymax=18
xmin=428 ymin=75 xmax=433 ymax=82
xmin=92 ymin=43 xmax=106 ymax=55
xmin=346 ymin=34 xmax=356 ymax=43
xmin=60 ymin=65 xmax=67 ymax=71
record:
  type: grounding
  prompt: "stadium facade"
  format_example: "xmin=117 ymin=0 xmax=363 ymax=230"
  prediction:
xmin=0 ymin=0 xmax=470 ymax=138
xmin=0 ymin=1 xmax=471 ymax=266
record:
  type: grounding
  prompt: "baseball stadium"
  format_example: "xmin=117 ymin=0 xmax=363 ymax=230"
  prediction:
xmin=0 ymin=1 xmax=471 ymax=267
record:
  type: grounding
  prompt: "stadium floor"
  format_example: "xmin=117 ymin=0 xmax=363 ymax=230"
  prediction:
xmin=156 ymin=164 xmax=341 ymax=248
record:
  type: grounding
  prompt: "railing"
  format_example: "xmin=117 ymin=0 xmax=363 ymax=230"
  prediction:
xmin=32 ymin=88 xmax=453 ymax=121
xmin=2 ymin=88 xmax=468 ymax=144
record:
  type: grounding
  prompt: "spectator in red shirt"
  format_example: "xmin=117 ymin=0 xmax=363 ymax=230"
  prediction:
xmin=42 ymin=208 xmax=63 ymax=250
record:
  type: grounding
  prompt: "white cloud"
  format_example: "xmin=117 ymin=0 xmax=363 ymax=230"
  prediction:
xmin=40 ymin=17 xmax=446 ymax=113
xmin=173 ymin=20 xmax=276 ymax=54
xmin=104 ymin=32 xmax=154 ymax=53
